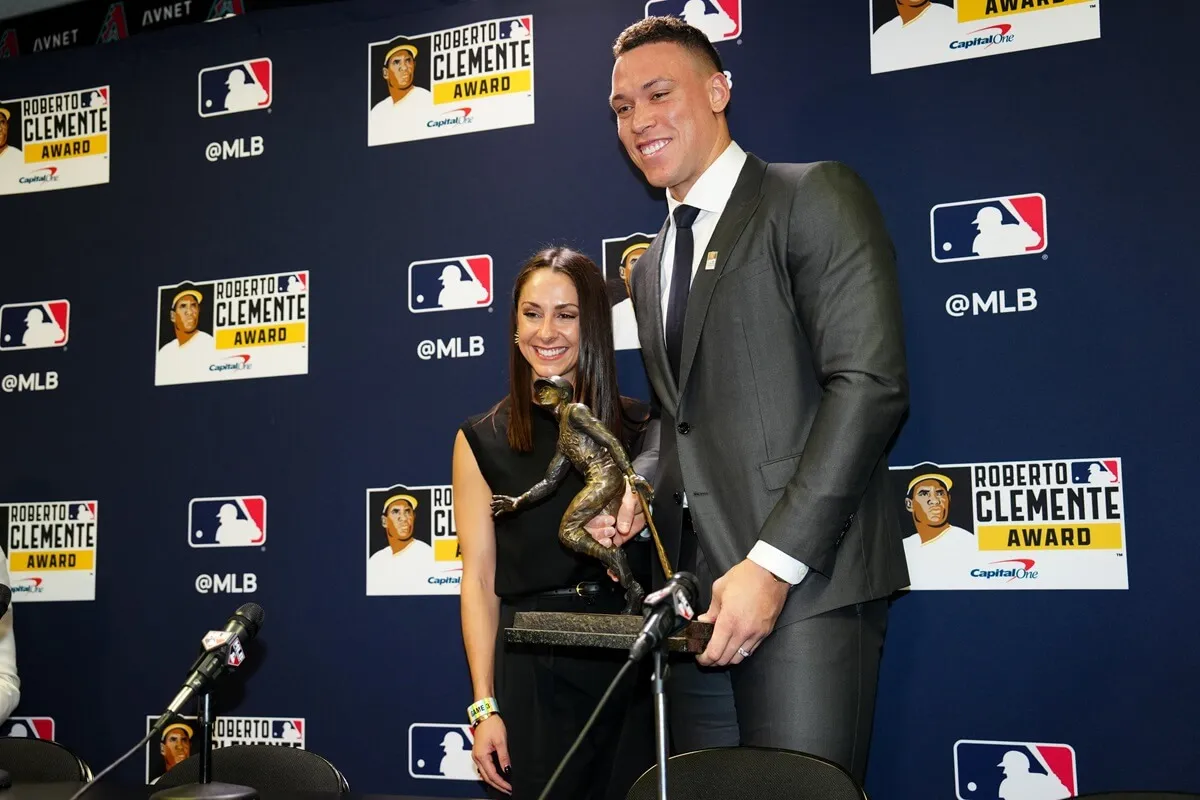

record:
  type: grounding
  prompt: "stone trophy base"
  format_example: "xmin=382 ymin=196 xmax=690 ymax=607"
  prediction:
xmin=505 ymin=611 xmax=713 ymax=652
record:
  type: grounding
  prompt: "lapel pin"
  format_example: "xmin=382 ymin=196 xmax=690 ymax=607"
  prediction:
xmin=704 ymin=251 xmax=718 ymax=271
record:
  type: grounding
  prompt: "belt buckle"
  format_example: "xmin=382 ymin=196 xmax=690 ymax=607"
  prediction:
xmin=576 ymin=582 xmax=597 ymax=606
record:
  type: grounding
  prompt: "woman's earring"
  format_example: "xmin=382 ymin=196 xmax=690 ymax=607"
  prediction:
xmin=513 ymin=333 xmax=520 ymax=344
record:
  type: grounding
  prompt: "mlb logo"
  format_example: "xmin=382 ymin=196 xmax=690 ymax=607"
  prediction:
xmin=954 ymin=739 xmax=1077 ymax=800
xmin=189 ymin=496 xmax=266 ymax=548
xmin=279 ymin=272 xmax=308 ymax=293
xmin=409 ymin=255 xmax=493 ymax=313
xmin=931 ymin=193 xmax=1048 ymax=263
xmin=271 ymin=720 xmax=304 ymax=744
xmin=206 ymin=0 xmax=246 ymax=21
xmin=198 ymin=58 xmax=272 ymax=117
xmin=71 ymin=502 xmax=97 ymax=521
xmin=645 ymin=0 xmax=741 ymax=42
xmin=1 ymin=29 xmax=19 ymax=58
xmin=408 ymin=723 xmax=476 ymax=780
xmin=0 ymin=717 xmax=54 ymax=739
xmin=0 ymin=299 xmax=69 ymax=351
xmin=202 ymin=630 xmax=236 ymax=651
xmin=1071 ymin=459 xmax=1120 ymax=486
xmin=499 ymin=16 xmax=531 ymax=40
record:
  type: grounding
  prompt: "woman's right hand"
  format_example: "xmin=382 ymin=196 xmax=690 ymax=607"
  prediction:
xmin=472 ymin=714 xmax=512 ymax=795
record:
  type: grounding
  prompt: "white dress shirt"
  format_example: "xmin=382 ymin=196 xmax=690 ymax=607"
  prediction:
xmin=0 ymin=557 xmax=21 ymax=724
xmin=658 ymin=139 xmax=810 ymax=586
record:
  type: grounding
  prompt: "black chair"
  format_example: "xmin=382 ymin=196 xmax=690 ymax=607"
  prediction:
xmin=149 ymin=744 xmax=349 ymax=792
xmin=0 ymin=736 xmax=93 ymax=782
xmin=625 ymin=746 xmax=867 ymax=800
xmin=1076 ymin=794 xmax=1200 ymax=799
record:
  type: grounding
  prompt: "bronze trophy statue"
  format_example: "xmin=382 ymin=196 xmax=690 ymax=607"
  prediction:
xmin=491 ymin=374 xmax=673 ymax=615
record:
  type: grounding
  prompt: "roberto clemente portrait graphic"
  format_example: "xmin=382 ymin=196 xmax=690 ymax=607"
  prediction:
xmin=145 ymin=721 xmax=193 ymax=783
xmin=898 ymin=464 xmax=980 ymax=589
xmin=365 ymin=484 xmax=460 ymax=595
xmin=602 ymin=233 xmax=654 ymax=351
xmin=155 ymin=283 xmax=216 ymax=385
xmin=367 ymin=37 xmax=435 ymax=146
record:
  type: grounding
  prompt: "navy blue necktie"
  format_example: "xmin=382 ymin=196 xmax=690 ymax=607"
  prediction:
xmin=665 ymin=204 xmax=701 ymax=382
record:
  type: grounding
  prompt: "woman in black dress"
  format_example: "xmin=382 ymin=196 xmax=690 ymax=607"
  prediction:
xmin=453 ymin=246 xmax=655 ymax=798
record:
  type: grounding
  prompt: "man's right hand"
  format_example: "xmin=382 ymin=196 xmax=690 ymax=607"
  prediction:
xmin=471 ymin=715 xmax=512 ymax=795
xmin=585 ymin=484 xmax=643 ymax=550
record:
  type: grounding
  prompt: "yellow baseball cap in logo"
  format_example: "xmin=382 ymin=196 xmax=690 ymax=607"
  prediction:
xmin=907 ymin=472 xmax=953 ymax=494
xmin=383 ymin=493 xmax=418 ymax=514
xmin=171 ymin=287 xmax=203 ymax=307
xmin=383 ymin=42 xmax=418 ymax=63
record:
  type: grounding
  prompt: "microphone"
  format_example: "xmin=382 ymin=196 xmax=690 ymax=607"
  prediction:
xmin=63 ymin=605 xmax=266 ymax=800
xmin=629 ymin=572 xmax=699 ymax=662
xmin=149 ymin=603 xmax=264 ymax=738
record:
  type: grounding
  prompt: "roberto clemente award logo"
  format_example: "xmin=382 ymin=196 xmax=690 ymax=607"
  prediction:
xmin=367 ymin=14 xmax=534 ymax=146
xmin=154 ymin=272 xmax=309 ymax=386
xmin=1 ymin=500 xmax=97 ymax=602
xmin=894 ymin=457 xmax=1127 ymax=591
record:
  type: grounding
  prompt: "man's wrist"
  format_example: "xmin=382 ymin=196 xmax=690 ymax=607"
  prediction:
xmin=746 ymin=540 xmax=809 ymax=585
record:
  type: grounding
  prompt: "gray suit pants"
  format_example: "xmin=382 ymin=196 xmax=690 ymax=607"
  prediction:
xmin=666 ymin=533 xmax=889 ymax=784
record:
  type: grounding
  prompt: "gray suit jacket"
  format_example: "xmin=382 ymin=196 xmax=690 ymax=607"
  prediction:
xmin=630 ymin=153 xmax=910 ymax=627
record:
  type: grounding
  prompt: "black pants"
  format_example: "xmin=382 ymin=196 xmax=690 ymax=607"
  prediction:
xmin=491 ymin=580 xmax=653 ymax=800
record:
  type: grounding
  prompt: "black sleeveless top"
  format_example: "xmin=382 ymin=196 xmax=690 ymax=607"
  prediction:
xmin=460 ymin=397 xmax=649 ymax=599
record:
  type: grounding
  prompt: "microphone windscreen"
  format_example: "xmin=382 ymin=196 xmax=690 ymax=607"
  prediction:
xmin=235 ymin=602 xmax=265 ymax=636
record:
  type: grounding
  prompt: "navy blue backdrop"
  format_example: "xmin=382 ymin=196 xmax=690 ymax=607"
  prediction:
xmin=1 ymin=0 xmax=1198 ymax=798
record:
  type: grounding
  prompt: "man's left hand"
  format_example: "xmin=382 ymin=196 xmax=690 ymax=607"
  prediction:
xmin=697 ymin=559 xmax=790 ymax=667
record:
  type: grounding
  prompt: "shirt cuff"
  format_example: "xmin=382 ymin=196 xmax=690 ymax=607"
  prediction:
xmin=747 ymin=540 xmax=809 ymax=585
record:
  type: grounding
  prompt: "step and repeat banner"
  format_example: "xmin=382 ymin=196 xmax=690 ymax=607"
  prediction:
xmin=2 ymin=0 xmax=1198 ymax=798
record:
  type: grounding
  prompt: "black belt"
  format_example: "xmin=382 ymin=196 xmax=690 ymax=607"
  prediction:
xmin=535 ymin=581 xmax=606 ymax=598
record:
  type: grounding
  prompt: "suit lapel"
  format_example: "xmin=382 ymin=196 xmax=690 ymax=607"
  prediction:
xmin=631 ymin=215 xmax=677 ymax=415
xmin=677 ymin=156 xmax=767 ymax=394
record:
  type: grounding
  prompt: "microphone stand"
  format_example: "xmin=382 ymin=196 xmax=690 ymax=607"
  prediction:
xmin=651 ymin=645 xmax=669 ymax=800
xmin=150 ymin=692 xmax=257 ymax=800
xmin=198 ymin=694 xmax=214 ymax=785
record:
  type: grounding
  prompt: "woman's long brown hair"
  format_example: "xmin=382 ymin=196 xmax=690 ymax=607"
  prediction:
xmin=503 ymin=247 xmax=626 ymax=452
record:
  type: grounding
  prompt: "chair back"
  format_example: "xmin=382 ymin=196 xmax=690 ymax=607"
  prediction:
xmin=0 ymin=737 xmax=93 ymax=782
xmin=150 ymin=744 xmax=348 ymax=792
xmin=625 ymin=746 xmax=867 ymax=800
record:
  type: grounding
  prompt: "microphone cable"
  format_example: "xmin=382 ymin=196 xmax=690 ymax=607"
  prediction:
xmin=67 ymin=730 xmax=156 ymax=800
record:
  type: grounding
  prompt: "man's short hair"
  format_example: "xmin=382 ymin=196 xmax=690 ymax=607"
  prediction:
xmin=612 ymin=16 xmax=723 ymax=74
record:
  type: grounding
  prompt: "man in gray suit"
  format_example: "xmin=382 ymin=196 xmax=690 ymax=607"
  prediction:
xmin=600 ymin=16 xmax=910 ymax=783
